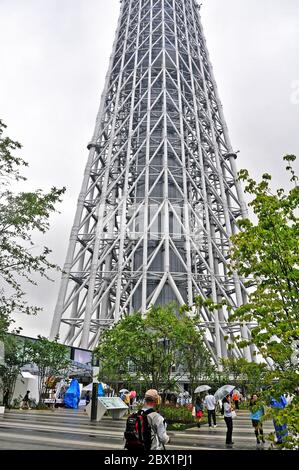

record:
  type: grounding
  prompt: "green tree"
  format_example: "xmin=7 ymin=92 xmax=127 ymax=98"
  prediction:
xmin=28 ymin=336 xmax=71 ymax=404
xmin=239 ymin=361 xmax=268 ymax=396
xmin=95 ymin=304 xmax=214 ymax=395
xmin=220 ymin=357 xmax=245 ymax=384
xmin=0 ymin=335 xmax=32 ymax=406
xmin=229 ymin=156 xmax=299 ymax=447
xmin=96 ymin=305 xmax=182 ymax=392
xmin=176 ymin=311 xmax=215 ymax=398
xmin=95 ymin=313 xmax=145 ymax=389
xmin=220 ymin=357 xmax=268 ymax=397
xmin=0 ymin=120 xmax=65 ymax=337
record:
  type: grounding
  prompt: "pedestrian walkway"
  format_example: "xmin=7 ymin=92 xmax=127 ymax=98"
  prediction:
xmin=0 ymin=408 xmax=274 ymax=450
xmin=184 ymin=410 xmax=274 ymax=450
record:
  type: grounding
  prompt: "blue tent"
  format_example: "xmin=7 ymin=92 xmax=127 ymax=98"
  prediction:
xmin=64 ymin=379 xmax=81 ymax=409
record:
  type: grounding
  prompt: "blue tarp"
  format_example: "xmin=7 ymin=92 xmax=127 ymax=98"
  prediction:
xmin=98 ymin=382 xmax=104 ymax=397
xmin=64 ymin=379 xmax=81 ymax=409
xmin=271 ymin=395 xmax=288 ymax=409
xmin=271 ymin=395 xmax=288 ymax=443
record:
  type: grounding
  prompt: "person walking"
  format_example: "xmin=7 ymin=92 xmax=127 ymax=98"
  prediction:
xmin=21 ymin=390 xmax=31 ymax=410
xmin=83 ymin=390 xmax=91 ymax=412
xmin=222 ymin=394 xmax=234 ymax=446
xmin=124 ymin=392 xmax=131 ymax=414
xmin=232 ymin=390 xmax=240 ymax=410
xmin=249 ymin=394 xmax=265 ymax=445
xmin=124 ymin=392 xmax=131 ymax=406
xmin=124 ymin=389 xmax=169 ymax=451
xmin=3 ymin=388 xmax=9 ymax=407
xmin=129 ymin=391 xmax=137 ymax=411
xmin=194 ymin=396 xmax=204 ymax=428
xmin=204 ymin=392 xmax=217 ymax=428
xmin=85 ymin=390 xmax=91 ymax=405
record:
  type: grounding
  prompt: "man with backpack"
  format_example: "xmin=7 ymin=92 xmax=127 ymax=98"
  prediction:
xmin=124 ymin=389 xmax=169 ymax=451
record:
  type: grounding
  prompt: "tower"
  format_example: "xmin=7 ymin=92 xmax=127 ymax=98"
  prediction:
xmin=50 ymin=0 xmax=253 ymax=364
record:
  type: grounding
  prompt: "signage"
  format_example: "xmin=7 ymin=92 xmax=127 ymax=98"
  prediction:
xmin=86 ymin=397 xmax=128 ymax=421
xmin=98 ymin=397 xmax=128 ymax=410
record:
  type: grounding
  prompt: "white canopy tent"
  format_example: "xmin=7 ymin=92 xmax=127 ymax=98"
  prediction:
xmin=82 ymin=382 xmax=108 ymax=392
xmin=21 ymin=371 xmax=36 ymax=379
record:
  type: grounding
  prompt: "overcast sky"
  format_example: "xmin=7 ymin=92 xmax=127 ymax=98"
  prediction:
xmin=0 ymin=0 xmax=298 ymax=339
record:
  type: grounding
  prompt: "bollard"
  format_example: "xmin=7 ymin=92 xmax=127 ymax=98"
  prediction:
xmin=90 ymin=383 xmax=98 ymax=421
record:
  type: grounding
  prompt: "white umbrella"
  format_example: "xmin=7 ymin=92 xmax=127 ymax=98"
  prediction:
xmin=82 ymin=382 xmax=107 ymax=392
xmin=214 ymin=385 xmax=235 ymax=401
xmin=178 ymin=391 xmax=188 ymax=398
xmin=82 ymin=383 xmax=93 ymax=391
xmin=194 ymin=385 xmax=211 ymax=394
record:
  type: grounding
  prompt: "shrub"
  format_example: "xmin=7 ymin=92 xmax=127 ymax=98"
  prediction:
xmin=158 ymin=405 xmax=208 ymax=425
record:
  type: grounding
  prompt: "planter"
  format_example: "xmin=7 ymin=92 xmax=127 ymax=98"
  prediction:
xmin=0 ymin=406 xmax=5 ymax=414
xmin=167 ymin=422 xmax=195 ymax=431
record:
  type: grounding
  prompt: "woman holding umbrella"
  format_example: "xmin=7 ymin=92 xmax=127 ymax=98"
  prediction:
xmin=214 ymin=385 xmax=236 ymax=446
xmin=222 ymin=394 xmax=235 ymax=446
xmin=194 ymin=396 xmax=205 ymax=428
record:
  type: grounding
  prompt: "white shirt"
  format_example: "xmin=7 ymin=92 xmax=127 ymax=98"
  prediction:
xmin=223 ymin=402 xmax=232 ymax=418
xmin=204 ymin=394 xmax=216 ymax=410
xmin=142 ymin=407 xmax=170 ymax=450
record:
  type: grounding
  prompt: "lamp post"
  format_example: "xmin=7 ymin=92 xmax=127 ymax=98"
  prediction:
xmin=90 ymin=366 xmax=99 ymax=422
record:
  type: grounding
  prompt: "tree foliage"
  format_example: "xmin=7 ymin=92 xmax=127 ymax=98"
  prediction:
xmin=220 ymin=357 xmax=267 ymax=396
xmin=27 ymin=336 xmax=71 ymax=404
xmin=176 ymin=309 xmax=216 ymax=398
xmin=95 ymin=304 xmax=213 ymax=394
xmin=229 ymin=156 xmax=299 ymax=448
xmin=230 ymin=155 xmax=298 ymax=363
xmin=0 ymin=120 xmax=65 ymax=337
xmin=184 ymin=157 xmax=298 ymax=447
xmin=0 ymin=335 xmax=31 ymax=406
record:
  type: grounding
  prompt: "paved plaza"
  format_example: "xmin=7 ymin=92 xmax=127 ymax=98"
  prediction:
xmin=0 ymin=408 xmax=275 ymax=450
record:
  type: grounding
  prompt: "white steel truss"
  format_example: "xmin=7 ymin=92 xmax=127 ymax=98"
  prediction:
xmin=50 ymin=0 xmax=254 ymax=364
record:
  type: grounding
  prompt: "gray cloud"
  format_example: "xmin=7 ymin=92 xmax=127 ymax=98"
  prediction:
xmin=0 ymin=0 xmax=298 ymax=338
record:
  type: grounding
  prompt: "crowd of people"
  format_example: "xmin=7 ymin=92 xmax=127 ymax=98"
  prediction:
xmin=192 ymin=389 xmax=293 ymax=447
xmin=191 ymin=389 xmax=290 ymax=447
xmin=119 ymin=390 xmax=138 ymax=411
xmin=121 ymin=387 xmax=258 ymax=450
xmin=123 ymin=388 xmax=265 ymax=450
xmin=13 ymin=385 xmax=293 ymax=450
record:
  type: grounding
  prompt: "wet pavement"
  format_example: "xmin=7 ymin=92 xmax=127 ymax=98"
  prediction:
xmin=0 ymin=408 xmax=275 ymax=450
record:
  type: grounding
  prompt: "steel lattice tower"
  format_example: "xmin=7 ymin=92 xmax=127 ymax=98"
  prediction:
xmin=50 ymin=0 xmax=253 ymax=364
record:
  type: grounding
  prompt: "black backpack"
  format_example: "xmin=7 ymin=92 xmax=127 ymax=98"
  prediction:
xmin=124 ymin=408 xmax=154 ymax=451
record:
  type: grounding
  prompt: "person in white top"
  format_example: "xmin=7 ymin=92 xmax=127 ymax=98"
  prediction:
xmin=204 ymin=393 xmax=217 ymax=428
xmin=222 ymin=394 xmax=234 ymax=446
xmin=142 ymin=389 xmax=170 ymax=450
